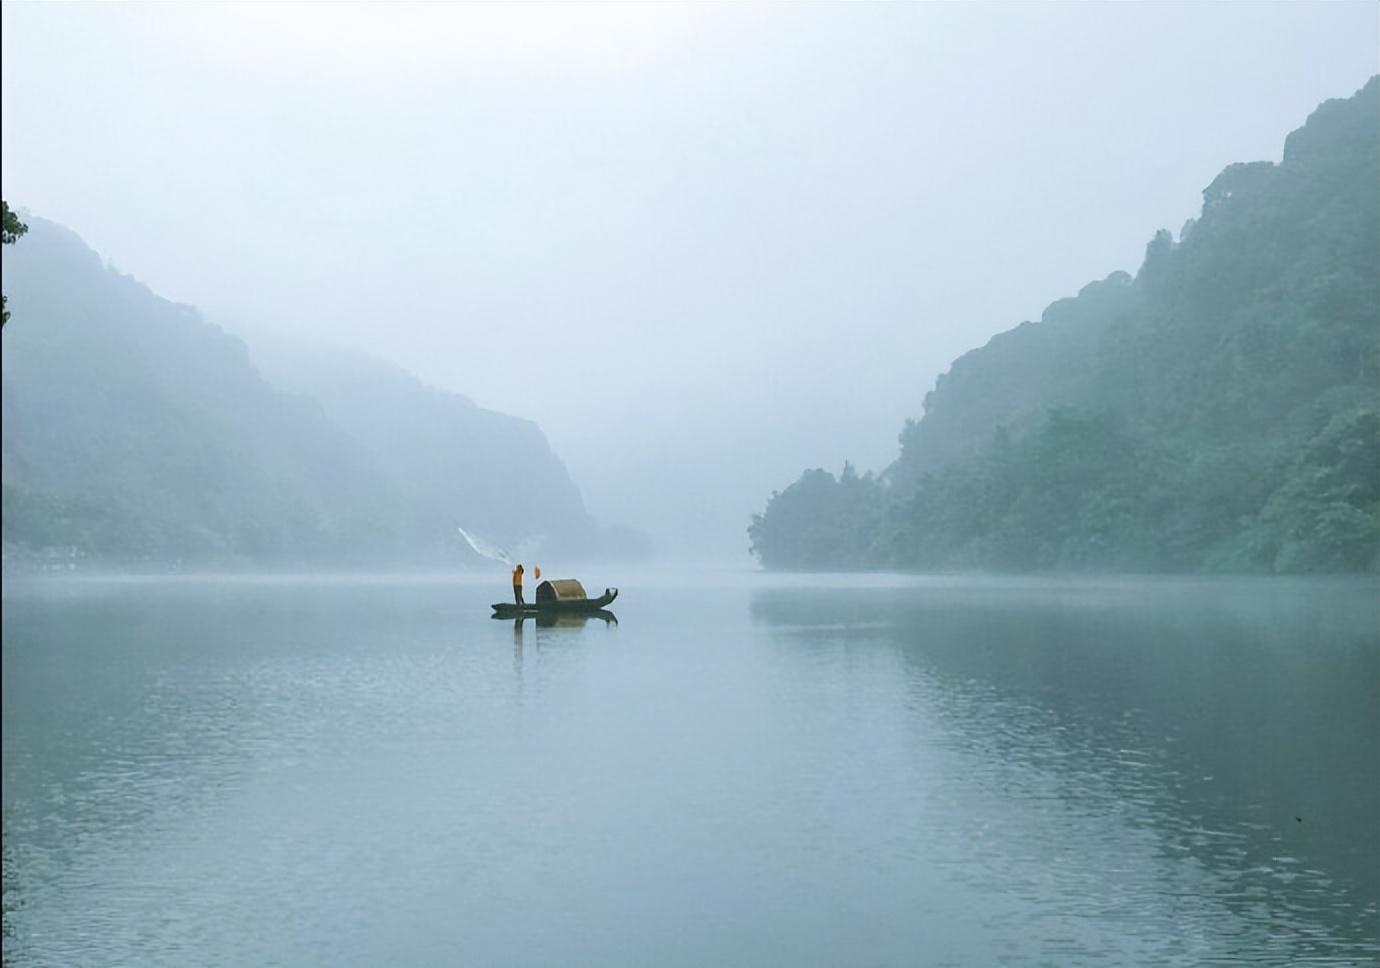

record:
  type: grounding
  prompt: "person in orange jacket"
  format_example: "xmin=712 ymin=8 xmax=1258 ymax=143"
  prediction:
xmin=512 ymin=563 xmax=525 ymax=606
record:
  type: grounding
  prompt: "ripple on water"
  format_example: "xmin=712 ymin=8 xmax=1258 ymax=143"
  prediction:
xmin=4 ymin=576 xmax=1378 ymax=966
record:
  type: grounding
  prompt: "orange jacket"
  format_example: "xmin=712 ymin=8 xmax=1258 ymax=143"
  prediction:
xmin=512 ymin=565 xmax=523 ymax=587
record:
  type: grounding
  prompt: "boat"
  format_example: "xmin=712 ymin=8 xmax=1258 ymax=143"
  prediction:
xmin=491 ymin=578 xmax=618 ymax=618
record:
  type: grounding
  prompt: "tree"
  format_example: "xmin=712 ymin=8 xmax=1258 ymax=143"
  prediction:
xmin=2 ymin=201 xmax=28 ymax=327
xmin=748 ymin=78 xmax=1380 ymax=575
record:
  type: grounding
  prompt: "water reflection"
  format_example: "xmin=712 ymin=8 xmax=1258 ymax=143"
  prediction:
xmin=500 ymin=610 xmax=619 ymax=629
xmin=751 ymin=577 xmax=1380 ymax=964
xmin=2 ymin=574 xmax=1373 ymax=967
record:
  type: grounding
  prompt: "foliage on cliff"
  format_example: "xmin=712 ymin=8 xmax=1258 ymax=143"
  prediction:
xmin=1 ymin=217 xmax=607 ymax=567
xmin=751 ymin=77 xmax=1379 ymax=573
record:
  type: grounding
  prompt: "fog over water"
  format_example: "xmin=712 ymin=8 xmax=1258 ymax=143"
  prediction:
xmin=2 ymin=2 xmax=1376 ymax=556
xmin=4 ymin=8 xmax=1378 ymax=965
xmin=3 ymin=572 xmax=1376 ymax=965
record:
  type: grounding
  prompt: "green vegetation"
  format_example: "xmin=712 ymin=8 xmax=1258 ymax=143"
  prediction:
xmin=751 ymin=77 xmax=1380 ymax=574
xmin=1 ymin=201 xmax=28 ymax=327
xmin=1 ymin=218 xmax=615 ymax=568
xmin=748 ymin=463 xmax=887 ymax=569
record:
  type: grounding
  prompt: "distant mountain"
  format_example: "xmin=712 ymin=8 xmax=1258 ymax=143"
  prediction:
xmin=751 ymin=76 xmax=1380 ymax=574
xmin=245 ymin=338 xmax=605 ymax=561
xmin=0 ymin=216 xmax=620 ymax=568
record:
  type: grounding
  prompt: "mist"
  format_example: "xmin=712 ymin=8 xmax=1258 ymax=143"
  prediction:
xmin=5 ymin=7 xmax=1379 ymax=965
xmin=3 ymin=3 xmax=1377 ymax=562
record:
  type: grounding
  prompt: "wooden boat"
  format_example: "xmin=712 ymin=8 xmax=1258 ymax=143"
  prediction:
xmin=491 ymin=578 xmax=618 ymax=618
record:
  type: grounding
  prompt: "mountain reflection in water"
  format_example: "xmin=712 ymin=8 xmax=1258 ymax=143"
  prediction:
xmin=1 ymin=573 xmax=1375 ymax=967
xmin=750 ymin=577 xmax=1379 ymax=960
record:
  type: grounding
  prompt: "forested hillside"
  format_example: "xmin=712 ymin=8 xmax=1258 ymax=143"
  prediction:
xmin=1 ymin=217 xmax=609 ymax=568
xmin=248 ymin=340 xmax=604 ymax=561
xmin=751 ymin=77 xmax=1380 ymax=574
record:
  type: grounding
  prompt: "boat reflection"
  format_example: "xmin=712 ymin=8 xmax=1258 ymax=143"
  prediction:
xmin=501 ymin=609 xmax=618 ymax=629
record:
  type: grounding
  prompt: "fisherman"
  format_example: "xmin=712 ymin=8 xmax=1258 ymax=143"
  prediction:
xmin=512 ymin=563 xmax=525 ymax=606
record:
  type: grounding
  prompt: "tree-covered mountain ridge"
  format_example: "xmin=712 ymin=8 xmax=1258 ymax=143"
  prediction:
xmin=1 ymin=215 xmax=632 ymax=568
xmin=751 ymin=76 xmax=1380 ymax=573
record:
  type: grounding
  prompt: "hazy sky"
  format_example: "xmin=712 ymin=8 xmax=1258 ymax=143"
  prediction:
xmin=3 ymin=2 xmax=1377 ymax=558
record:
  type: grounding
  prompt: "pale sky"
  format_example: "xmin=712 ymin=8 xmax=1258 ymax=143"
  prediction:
xmin=3 ymin=2 xmax=1377 ymax=558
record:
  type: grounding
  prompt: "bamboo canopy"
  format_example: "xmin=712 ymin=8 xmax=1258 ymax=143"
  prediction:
xmin=535 ymin=579 xmax=587 ymax=604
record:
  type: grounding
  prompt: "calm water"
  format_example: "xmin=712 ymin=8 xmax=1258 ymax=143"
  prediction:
xmin=2 ymin=572 xmax=1377 ymax=966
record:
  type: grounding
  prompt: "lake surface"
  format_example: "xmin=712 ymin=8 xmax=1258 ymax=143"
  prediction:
xmin=3 ymin=572 xmax=1377 ymax=966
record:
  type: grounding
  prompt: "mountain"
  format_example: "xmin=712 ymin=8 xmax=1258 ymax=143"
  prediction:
xmin=750 ymin=77 xmax=1380 ymax=574
xmin=1 ymin=215 xmax=613 ymax=568
xmin=244 ymin=338 xmax=604 ymax=561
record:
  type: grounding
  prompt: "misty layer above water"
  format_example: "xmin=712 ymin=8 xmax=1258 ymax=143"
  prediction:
xmin=3 ymin=573 xmax=1376 ymax=967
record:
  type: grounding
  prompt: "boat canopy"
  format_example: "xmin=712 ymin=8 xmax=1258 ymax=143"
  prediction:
xmin=536 ymin=579 xmax=587 ymax=604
